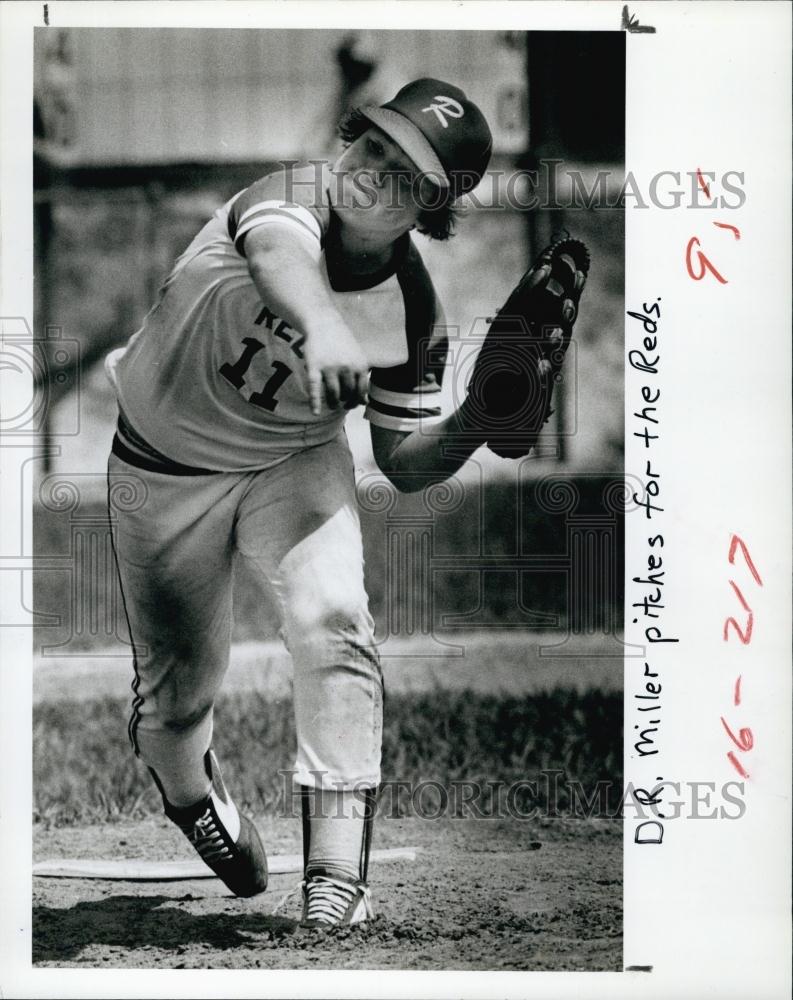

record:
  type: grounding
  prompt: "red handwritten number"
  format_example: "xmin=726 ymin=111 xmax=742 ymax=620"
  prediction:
xmin=687 ymin=169 xmax=741 ymax=284
xmin=686 ymin=236 xmax=729 ymax=284
xmin=721 ymin=536 xmax=761 ymax=778
xmin=723 ymin=581 xmax=753 ymax=644
xmin=720 ymin=716 xmax=754 ymax=752
xmin=728 ymin=534 xmax=763 ymax=586
xmin=724 ymin=614 xmax=753 ymax=645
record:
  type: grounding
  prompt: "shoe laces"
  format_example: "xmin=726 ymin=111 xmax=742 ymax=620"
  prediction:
xmin=184 ymin=808 xmax=234 ymax=864
xmin=303 ymin=874 xmax=366 ymax=925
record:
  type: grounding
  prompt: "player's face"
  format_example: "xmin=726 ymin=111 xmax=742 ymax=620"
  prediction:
xmin=331 ymin=127 xmax=438 ymax=240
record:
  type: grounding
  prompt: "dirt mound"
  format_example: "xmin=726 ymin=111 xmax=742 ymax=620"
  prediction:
xmin=34 ymin=814 xmax=621 ymax=970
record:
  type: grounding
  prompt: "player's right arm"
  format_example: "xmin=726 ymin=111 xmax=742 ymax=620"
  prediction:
xmin=243 ymin=227 xmax=369 ymax=414
xmin=228 ymin=166 xmax=367 ymax=414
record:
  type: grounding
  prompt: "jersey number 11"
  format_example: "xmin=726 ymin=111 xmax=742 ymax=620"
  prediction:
xmin=220 ymin=337 xmax=293 ymax=412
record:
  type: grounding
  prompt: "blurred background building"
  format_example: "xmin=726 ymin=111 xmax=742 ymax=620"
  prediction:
xmin=32 ymin=28 xmax=625 ymax=652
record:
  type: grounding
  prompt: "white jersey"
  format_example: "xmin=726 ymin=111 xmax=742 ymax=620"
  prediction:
xmin=107 ymin=163 xmax=448 ymax=472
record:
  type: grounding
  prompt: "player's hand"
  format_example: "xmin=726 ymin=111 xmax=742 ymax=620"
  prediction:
xmin=304 ymin=318 xmax=370 ymax=415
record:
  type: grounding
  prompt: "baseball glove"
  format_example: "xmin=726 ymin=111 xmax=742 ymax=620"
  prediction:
xmin=465 ymin=237 xmax=590 ymax=459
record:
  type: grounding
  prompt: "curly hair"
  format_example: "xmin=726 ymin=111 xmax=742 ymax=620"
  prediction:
xmin=337 ymin=108 xmax=462 ymax=241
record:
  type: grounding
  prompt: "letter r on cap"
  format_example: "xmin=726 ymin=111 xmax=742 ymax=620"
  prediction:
xmin=421 ymin=96 xmax=465 ymax=128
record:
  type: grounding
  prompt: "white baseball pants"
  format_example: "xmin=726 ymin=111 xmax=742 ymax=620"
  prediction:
xmin=107 ymin=432 xmax=383 ymax=791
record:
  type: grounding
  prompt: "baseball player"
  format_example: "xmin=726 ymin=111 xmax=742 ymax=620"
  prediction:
xmin=105 ymin=78 xmax=494 ymax=928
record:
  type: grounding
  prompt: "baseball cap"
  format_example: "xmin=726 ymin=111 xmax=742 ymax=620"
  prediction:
xmin=360 ymin=78 xmax=492 ymax=199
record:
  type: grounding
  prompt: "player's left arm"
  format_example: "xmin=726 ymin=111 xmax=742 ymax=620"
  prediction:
xmin=370 ymin=404 xmax=485 ymax=493
xmin=368 ymin=252 xmax=488 ymax=491
xmin=368 ymin=313 xmax=486 ymax=491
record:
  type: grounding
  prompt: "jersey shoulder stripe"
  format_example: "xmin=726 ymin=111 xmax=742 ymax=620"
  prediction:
xmin=227 ymin=163 xmax=331 ymax=256
xmin=366 ymin=395 xmax=442 ymax=423
xmin=368 ymin=385 xmax=441 ymax=409
xmin=235 ymin=202 xmax=323 ymax=259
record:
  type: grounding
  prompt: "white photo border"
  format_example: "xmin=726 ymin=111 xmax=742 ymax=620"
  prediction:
xmin=1 ymin=2 xmax=790 ymax=998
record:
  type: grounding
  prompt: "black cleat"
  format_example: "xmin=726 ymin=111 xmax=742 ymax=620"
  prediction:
xmin=161 ymin=750 xmax=268 ymax=898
